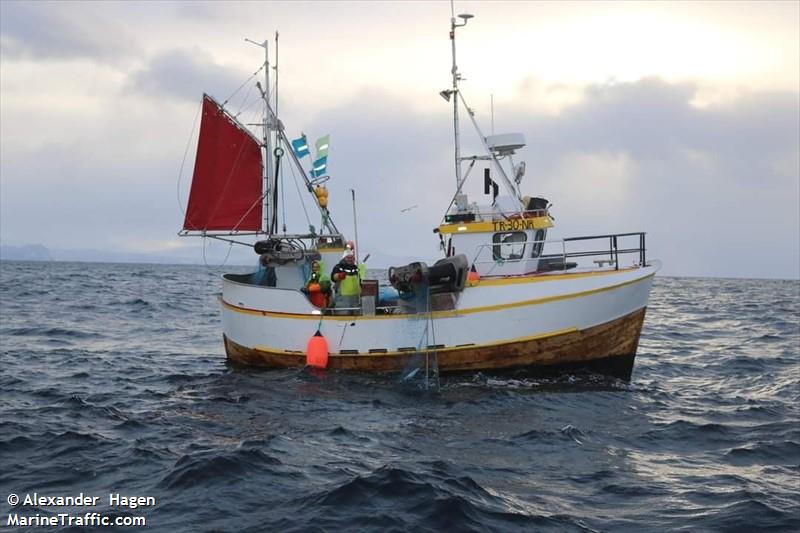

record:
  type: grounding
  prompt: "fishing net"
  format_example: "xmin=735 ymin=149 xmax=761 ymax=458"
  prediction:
xmin=397 ymin=280 xmax=440 ymax=391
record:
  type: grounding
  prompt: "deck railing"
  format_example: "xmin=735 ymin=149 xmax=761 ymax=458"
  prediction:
xmin=472 ymin=232 xmax=647 ymax=273
xmin=561 ymin=232 xmax=647 ymax=270
xmin=232 ymin=231 xmax=648 ymax=316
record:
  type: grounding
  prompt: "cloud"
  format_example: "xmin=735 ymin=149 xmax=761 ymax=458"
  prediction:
xmin=515 ymin=78 xmax=799 ymax=175
xmin=506 ymin=78 xmax=799 ymax=278
xmin=128 ymin=48 xmax=251 ymax=104
xmin=0 ymin=1 xmax=136 ymax=62
xmin=269 ymin=78 xmax=799 ymax=277
xmin=1 ymin=65 xmax=797 ymax=278
xmin=546 ymin=151 xmax=638 ymax=217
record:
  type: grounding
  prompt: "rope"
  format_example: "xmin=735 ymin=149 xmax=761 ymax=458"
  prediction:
xmin=287 ymin=146 xmax=312 ymax=227
xmin=183 ymin=103 xmax=255 ymax=232
xmin=201 ymin=236 xmax=234 ymax=269
xmin=210 ymin=67 xmax=272 ymax=233
xmin=224 ymin=105 xmax=267 ymax=232
xmin=441 ymin=158 xmax=476 ymax=225
xmin=232 ymin=81 xmax=258 ymax=120
xmin=425 ymin=285 xmax=438 ymax=390
xmin=176 ymin=100 xmax=203 ymax=219
xmin=403 ymin=283 xmax=438 ymax=390
xmin=222 ymin=62 xmax=266 ymax=108
xmin=271 ymin=151 xmax=282 ymax=233
xmin=280 ymin=156 xmax=287 ymax=233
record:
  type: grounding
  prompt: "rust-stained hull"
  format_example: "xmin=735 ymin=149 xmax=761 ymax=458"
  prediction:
xmin=224 ymin=307 xmax=647 ymax=380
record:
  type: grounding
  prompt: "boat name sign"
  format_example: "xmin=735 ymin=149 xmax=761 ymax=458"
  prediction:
xmin=439 ymin=217 xmax=552 ymax=234
xmin=493 ymin=219 xmax=547 ymax=232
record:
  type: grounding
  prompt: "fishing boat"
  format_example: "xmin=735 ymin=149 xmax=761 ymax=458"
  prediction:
xmin=179 ymin=12 xmax=660 ymax=381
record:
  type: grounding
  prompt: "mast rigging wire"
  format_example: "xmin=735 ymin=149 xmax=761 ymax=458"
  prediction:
xmin=286 ymin=146 xmax=312 ymax=228
xmin=202 ymin=235 xmax=235 ymax=269
xmin=222 ymin=62 xmax=266 ymax=109
xmin=232 ymin=82 xmax=258 ymax=120
xmin=184 ymin=47 xmax=338 ymax=238
xmin=271 ymin=151 xmax=281 ymax=233
xmin=176 ymin=99 xmax=203 ymax=219
xmin=209 ymin=104 xmax=264 ymax=233
xmin=185 ymin=77 xmax=267 ymax=232
xmin=280 ymin=157 xmax=287 ymax=233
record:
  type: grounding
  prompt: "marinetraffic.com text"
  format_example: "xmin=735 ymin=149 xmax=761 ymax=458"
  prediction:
xmin=6 ymin=492 xmax=153 ymax=528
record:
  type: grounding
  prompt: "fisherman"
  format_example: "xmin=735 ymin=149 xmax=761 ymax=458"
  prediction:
xmin=331 ymin=242 xmax=365 ymax=314
xmin=252 ymin=254 xmax=277 ymax=287
xmin=301 ymin=260 xmax=331 ymax=308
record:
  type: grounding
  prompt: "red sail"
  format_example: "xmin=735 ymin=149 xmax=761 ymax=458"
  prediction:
xmin=183 ymin=94 xmax=263 ymax=231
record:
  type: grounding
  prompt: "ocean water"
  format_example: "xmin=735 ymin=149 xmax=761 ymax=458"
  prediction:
xmin=1 ymin=260 xmax=798 ymax=532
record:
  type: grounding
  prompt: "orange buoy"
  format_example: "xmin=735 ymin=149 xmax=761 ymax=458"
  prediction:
xmin=306 ymin=330 xmax=329 ymax=369
xmin=307 ymin=283 xmax=326 ymax=308
xmin=467 ymin=266 xmax=480 ymax=286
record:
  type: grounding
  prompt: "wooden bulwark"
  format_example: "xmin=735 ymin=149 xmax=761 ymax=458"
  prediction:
xmin=224 ymin=308 xmax=647 ymax=379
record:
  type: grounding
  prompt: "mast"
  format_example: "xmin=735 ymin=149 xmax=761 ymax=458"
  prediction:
xmin=263 ymin=40 xmax=273 ymax=236
xmin=245 ymin=35 xmax=342 ymax=238
xmin=439 ymin=6 xmax=524 ymax=215
xmin=450 ymin=10 xmax=460 ymax=188
xmin=181 ymin=37 xmax=343 ymax=241
xmin=448 ymin=4 xmax=472 ymax=188
xmin=246 ymin=38 xmax=273 ymax=235
xmin=272 ymin=31 xmax=281 ymax=234
xmin=275 ymin=31 xmax=284 ymax=234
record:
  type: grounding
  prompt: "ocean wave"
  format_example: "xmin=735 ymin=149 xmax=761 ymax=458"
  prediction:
xmin=160 ymin=448 xmax=284 ymax=489
xmin=687 ymin=497 xmax=796 ymax=531
xmin=641 ymin=420 xmax=739 ymax=451
xmin=2 ymin=263 xmax=797 ymax=531
xmin=0 ymin=435 xmax=37 ymax=453
xmin=3 ymin=326 xmax=102 ymax=339
xmin=723 ymin=440 xmax=800 ymax=466
xmin=301 ymin=465 xmax=553 ymax=531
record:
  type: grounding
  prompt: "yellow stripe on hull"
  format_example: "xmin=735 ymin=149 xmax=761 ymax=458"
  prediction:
xmin=220 ymin=271 xmax=655 ymax=321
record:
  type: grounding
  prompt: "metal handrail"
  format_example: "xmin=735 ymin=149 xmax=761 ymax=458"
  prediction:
xmin=471 ymin=232 xmax=647 ymax=272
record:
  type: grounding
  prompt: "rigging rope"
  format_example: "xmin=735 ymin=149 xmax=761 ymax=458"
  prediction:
xmin=184 ymin=70 xmax=265 ymax=232
xmin=287 ymin=147 xmax=312 ymax=228
xmin=201 ymin=236 xmax=235 ymax=269
xmin=225 ymin=105 xmax=267 ymax=233
xmin=399 ymin=283 xmax=439 ymax=391
xmin=280 ymin=154 xmax=287 ymax=233
xmin=232 ymin=80 xmax=258 ymax=120
xmin=184 ymin=99 xmax=259 ymax=233
xmin=425 ymin=285 xmax=439 ymax=391
xmin=176 ymin=100 xmax=203 ymax=219
xmin=222 ymin=62 xmax=266 ymax=109
xmin=232 ymin=76 xmax=269 ymax=122
xmin=271 ymin=149 xmax=282 ymax=233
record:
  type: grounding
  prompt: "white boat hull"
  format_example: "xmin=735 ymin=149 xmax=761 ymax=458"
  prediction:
xmin=220 ymin=262 xmax=660 ymax=378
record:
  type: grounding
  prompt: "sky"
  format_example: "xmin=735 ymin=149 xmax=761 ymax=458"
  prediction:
xmin=1 ymin=0 xmax=798 ymax=279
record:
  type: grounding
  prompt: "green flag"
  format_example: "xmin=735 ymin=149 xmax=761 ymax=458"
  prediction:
xmin=315 ymin=135 xmax=330 ymax=159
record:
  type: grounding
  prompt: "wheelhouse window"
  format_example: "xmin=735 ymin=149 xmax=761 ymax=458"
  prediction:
xmin=492 ymin=232 xmax=526 ymax=261
xmin=531 ymin=229 xmax=546 ymax=258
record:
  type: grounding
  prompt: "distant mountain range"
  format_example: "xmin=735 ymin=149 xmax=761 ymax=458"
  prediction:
xmin=0 ymin=244 xmax=53 ymax=261
xmin=0 ymin=243 xmax=252 ymax=266
xmin=0 ymin=243 xmax=421 ymax=269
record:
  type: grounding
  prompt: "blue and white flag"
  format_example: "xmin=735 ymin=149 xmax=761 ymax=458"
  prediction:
xmin=312 ymin=156 xmax=328 ymax=178
xmin=291 ymin=135 xmax=310 ymax=158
